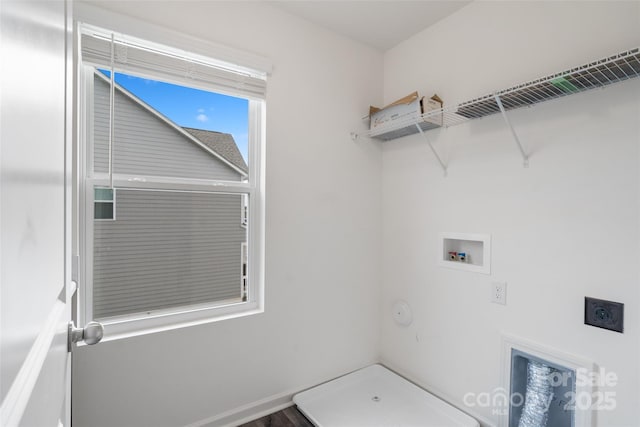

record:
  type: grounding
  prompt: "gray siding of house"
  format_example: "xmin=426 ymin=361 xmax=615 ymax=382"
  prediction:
xmin=90 ymin=74 xmax=247 ymax=319
xmin=93 ymin=189 xmax=246 ymax=319
xmin=93 ymin=75 xmax=240 ymax=181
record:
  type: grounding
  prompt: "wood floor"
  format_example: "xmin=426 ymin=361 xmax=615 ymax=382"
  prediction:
xmin=238 ymin=406 xmax=314 ymax=427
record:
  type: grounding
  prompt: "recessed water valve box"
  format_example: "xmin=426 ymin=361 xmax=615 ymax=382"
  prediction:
xmin=584 ymin=297 xmax=623 ymax=333
xmin=438 ymin=232 xmax=491 ymax=274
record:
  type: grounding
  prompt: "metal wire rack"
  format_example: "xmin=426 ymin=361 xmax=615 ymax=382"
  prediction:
xmin=456 ymin=47 xmax=640 ymax=119
xmin=356 ymin=47 xmax=640 ymax=174
xmin=367 ymin=105 xmax=468 ymax=141
xmin=361 ymin=47 xmax=639 ymax=138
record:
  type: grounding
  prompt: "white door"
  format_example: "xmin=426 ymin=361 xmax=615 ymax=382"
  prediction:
xmin=1 ymin=1 xmax=75 ymax=426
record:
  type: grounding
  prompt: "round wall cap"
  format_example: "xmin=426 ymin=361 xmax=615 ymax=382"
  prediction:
xmin=392 ymin=300 xmax=413 ymax=326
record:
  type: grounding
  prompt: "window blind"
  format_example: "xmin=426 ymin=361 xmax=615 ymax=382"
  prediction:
xmin=80 ymin=25 xmax=267 ymax=100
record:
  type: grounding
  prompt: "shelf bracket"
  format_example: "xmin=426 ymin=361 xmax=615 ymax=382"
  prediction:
xmin=415 ymin=123 xmax=447 ymax=176
xmin=494 ymin=94 xmax=529 ymax=168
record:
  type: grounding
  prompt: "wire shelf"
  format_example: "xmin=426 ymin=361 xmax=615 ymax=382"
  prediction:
xmin=456 ymin=47 xmax=640 ymax=119
xmin=363 ymin=47 xmax=640 ymax=140
xmin=367 ymin=105 xmax=469 ymax=141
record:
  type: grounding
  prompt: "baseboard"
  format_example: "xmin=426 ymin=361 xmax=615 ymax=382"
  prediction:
xmin=182 ymin=359 xmax=490 ymax=427
xmin=181 ymin=388 xmax=296 ymax=427
xmin=181 ymin=362 xmax=378 ymax=427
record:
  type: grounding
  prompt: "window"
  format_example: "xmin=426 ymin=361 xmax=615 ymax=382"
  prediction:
xmin=94 ymin=187 xmax=114 ymax=220
xmin=78 ymin=23 xmax=266 ymax=337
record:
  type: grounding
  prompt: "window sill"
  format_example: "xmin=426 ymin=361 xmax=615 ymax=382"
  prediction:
xmin=81 ymin=301 xmax=263 ymax=344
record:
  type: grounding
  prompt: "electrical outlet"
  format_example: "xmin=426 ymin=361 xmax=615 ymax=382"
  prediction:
xmin=491 ymin=282 xmax=507 ymax=305
xmin=584 ymin=297 xmax=624 ymax=333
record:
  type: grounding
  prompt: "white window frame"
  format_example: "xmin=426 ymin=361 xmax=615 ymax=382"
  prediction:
xmin=241 ymin=194 xmax=249 ymax=228
xmin=241 ymin=242 xmax=248 ymax=301
xmin=75 ymin=14 xmax=267 ymax=341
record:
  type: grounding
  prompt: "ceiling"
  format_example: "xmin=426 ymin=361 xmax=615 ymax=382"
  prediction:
xmin=269 ymin=1 xmax=471 ymax=51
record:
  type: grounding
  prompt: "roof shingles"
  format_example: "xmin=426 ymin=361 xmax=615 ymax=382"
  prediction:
xmin=182 ymin=127 xmax=248 ymax=174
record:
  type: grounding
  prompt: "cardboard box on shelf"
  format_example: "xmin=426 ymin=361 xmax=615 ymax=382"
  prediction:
xmin=369 ymin=92 xmax=422 ymax=131
xmin=423 ymin=94 xmax=443 ymax=127
xmin=369 ymin=92 xmax=444 ymax=141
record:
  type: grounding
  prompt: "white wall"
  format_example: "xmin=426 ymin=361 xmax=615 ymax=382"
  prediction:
xmin=72 ymin=2 xmax=640 ymax=427
xmin=381 ymin=2 xmax=639 ymax=427
xmin=72 ymin=2 xmax=383 ymax=426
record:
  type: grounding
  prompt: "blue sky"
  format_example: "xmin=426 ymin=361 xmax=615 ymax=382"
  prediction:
xmin=103 ymin=70 xmax=249 ymax=161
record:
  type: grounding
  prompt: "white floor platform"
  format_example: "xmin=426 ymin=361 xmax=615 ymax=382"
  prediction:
xmin=294 ymin=364 xmax=479 ymax=427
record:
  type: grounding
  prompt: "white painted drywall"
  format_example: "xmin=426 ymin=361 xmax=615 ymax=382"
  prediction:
xmin=71 ymin=2 xmax=383 ymax=426
xmin=381 ymin=2 xmax=639 ymax=426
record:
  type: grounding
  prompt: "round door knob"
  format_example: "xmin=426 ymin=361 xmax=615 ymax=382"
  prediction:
xmin=82 ymin=321 xmax=104 ymax=345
